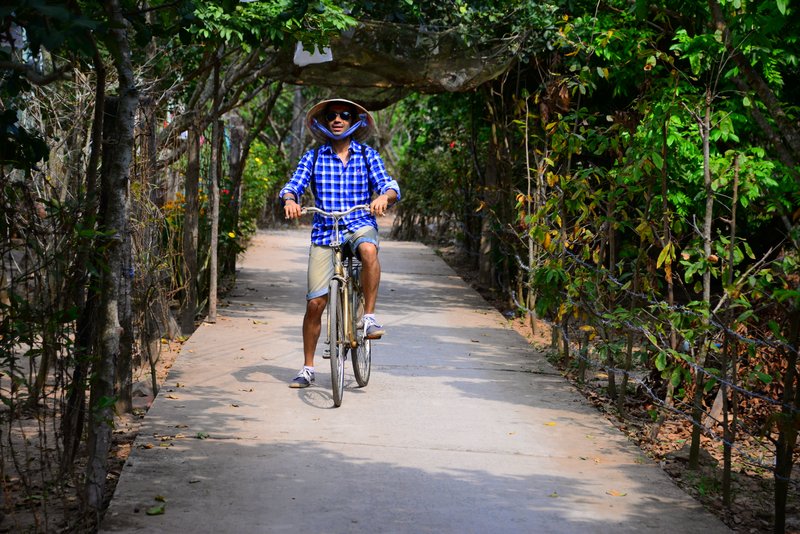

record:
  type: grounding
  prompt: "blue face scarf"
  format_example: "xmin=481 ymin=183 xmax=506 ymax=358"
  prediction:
xmin=312 ymin=114 xmax=368 ymax=140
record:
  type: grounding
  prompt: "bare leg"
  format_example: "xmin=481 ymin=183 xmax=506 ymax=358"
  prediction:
xmin=302 ymin=295 xmax=327 ymax=367
xmin=358 ymin=242 xmax=380 ymax=314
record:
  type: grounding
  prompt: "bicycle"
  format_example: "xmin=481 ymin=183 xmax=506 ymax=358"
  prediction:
xmin=301 ymin=205 xmax=373 ymax=407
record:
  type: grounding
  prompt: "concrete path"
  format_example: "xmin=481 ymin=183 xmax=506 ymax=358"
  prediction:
xmin=101 ymin=226 xmax=728 ymax=533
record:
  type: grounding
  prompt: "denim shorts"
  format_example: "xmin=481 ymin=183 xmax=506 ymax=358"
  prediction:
xmin=307 ymin=225 xmax=379 ymax=300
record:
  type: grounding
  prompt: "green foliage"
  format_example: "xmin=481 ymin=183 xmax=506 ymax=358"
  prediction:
xmin=239 ymin=141 xmax=289 ymax=236
xmin=191 ymin=0 xmax=356 ymax=47
xmin=392 ymin=92 xmax=484 ymax=243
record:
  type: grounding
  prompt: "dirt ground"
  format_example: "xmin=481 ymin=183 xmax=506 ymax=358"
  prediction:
xmin=0 ymin=336 xmax=182 ymax=533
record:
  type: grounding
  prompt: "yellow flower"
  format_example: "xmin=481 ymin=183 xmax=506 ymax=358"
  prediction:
xmin=255 ymin=157 xmax=263 ymax=165
xmin=228 ymin=232 xmax=236 ymax=238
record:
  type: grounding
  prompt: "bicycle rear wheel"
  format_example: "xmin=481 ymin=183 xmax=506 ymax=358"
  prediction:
xmin=351 ymin=287 xmax=372 ymax=387
xmin=329 ymin=279 xmax=345 ymax=407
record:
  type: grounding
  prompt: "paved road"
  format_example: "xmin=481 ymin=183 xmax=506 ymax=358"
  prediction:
xmin=101 ymin=227 xmax=729 ymax=533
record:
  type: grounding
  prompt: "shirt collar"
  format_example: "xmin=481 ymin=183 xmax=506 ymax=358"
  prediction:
xmin=319 ymin=139 xmax=362 ymax=154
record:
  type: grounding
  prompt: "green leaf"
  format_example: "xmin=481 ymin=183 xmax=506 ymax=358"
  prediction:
xmin=670 ymin=367 xmax=682 ymax=387
xmin=651 ymin=151 xmax=663 ymax=170
xmin=756 ymin=372 xmax=773 ymax=384
xmin=743 ymin=241 xmax=755 ymax=260
xmin=146 ymin=504 xmax=166 ymax=515
xmin=643 ymin=330 xmax=659 ymax=348
xmin=655 ymin=352 xmax=667 ymax=371
xmin=777 ymin=0 xmax=788 ymax=15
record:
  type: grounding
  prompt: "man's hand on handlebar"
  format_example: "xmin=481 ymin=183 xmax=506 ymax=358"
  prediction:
xmin=284 ymin=198 xmax=302 ymax=219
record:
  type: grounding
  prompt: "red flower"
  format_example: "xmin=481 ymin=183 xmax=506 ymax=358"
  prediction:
xmin=449 ymin=141 xmax=456 ymax=149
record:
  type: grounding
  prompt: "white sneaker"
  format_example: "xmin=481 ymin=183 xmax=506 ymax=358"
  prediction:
xmin=289 ymin=367 xmax=315 ymax=388
xmin=364 ymin=316 xmax=385 ymax=339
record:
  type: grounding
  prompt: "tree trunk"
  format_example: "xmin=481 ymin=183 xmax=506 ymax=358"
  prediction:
xmin=86 ymin=0 xmax=137 ymax=510
xmin=774 ymin=302 xmax=800 ymax=534
xmin=650 ymin=119 xmax=678 ymax=441
xmin=618 ymin=258 xmax=641 ymax=415
xmin=207 ymin=117 xmax=221 ymax=323
xmin=524 ymin=96 xmax=541 ymax=334
xmin=228 ymin=82 xmax=282 ymax=248
xmin=181 ymin=124 xmax=200 ymax=334
xmin=115 ymin=219 xmax=133 ymax=414
xmin=141 ymin=95 xmax=168 ymax=369
xmin=722 ymin=154 xmax=740 ymax=506
xmin=478 ymin=130 xmax=499 ymax=287
xmin=61 ymin=36 xmax=106 ymax=474
xmin=225 ymin=113 xmax=244 ymax=278
xmin=207 ymin=51 xmax=223 ymax=324
xmin=289 ymin=85 xmax=305 ymax=165
xmin=606 ymin=191 xmax=617 ymax=400
xmin=689 ymin=89 xmax=713 ymax=470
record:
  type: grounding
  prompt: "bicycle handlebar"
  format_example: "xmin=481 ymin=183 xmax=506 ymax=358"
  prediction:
xmin=301 ymin=204 xmax=371 ymax=218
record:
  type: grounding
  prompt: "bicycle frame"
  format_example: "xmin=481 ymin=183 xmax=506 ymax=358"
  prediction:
xmin=301 ymin=204 xmax=370 ymax=351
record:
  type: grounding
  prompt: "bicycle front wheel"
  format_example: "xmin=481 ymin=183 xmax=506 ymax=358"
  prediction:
xmin=329 ymin=279 xmax=346 ymax=407
xmin=351 ymin=288 xmax=371 ymax=387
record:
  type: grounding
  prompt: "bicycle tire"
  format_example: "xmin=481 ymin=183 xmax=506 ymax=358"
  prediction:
xmin=329 ymin=279 xmax=345 ymax=407
xmin=351 ymin=286 xmax=371 ymax=387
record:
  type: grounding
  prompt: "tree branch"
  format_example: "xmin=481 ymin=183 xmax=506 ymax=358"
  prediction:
xmin=0 ymin=61 xmax=72 ymax=85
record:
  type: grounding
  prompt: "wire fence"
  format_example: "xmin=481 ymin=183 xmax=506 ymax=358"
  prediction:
xmin=499 ymin=236 xmax=799 ymax=489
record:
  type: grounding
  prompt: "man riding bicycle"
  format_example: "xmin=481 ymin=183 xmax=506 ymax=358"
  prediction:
xmin=279 ymin=98 xmax=401 ymax=388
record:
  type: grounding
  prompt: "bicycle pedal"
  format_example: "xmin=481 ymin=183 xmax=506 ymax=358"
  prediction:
xmin=322 ymin=348 xmax=331 ymax=359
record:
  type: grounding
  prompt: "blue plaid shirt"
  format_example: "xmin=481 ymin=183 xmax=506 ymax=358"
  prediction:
xmin=279 ymin=140 xmax=401 ymax=245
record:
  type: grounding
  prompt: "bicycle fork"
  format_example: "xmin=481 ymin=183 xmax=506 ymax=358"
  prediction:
xmin=324 ymin=277 xmax=344 ymax=359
